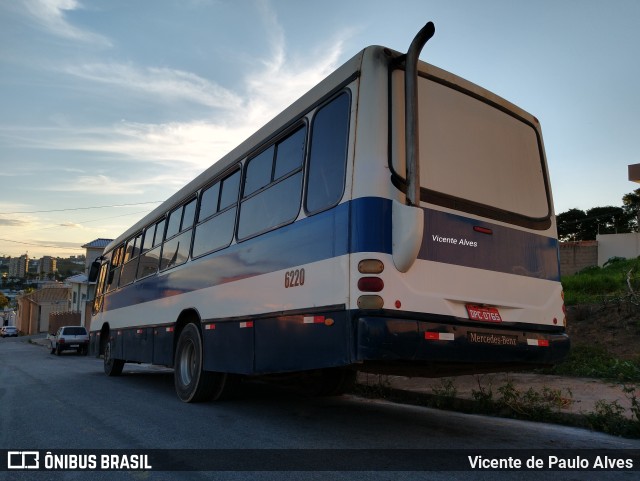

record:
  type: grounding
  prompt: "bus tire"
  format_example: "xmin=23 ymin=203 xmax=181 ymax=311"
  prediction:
xmin=174 ymin=323 xmax=224 ymax=403
xmin=104 ymin=338 xmax=124 ymax=376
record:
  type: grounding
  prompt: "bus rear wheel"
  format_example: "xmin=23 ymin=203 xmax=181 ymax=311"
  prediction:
xmin=104 ymin=337 xmax=124 ymax=376
xmin=174 ymin=323 xmax=229 ymax=402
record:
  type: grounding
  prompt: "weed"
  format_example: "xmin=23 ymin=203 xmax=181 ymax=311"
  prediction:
xmin=623 ymin=385 xmax=640 ymax=432
xmin=496 ymin=382 xmax=572 ymax=421
xmin=586 ymin=400 xmax=628 ymax=435
xmin=471 ymin=376 xmax=495 ymax=413
xmin=430 ymin=378 xmax=457 ymax=409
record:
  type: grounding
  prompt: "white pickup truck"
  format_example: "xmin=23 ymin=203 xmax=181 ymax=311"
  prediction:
xmin=50 ymin=326 xmax=89 ymax=355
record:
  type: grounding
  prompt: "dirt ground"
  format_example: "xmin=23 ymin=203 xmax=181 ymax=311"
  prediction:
xmin=566 ymin=301 xmax=640 ymax=360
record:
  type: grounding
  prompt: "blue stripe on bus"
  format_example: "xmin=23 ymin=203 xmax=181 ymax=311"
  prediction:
xmin=101 ymin=197 xmax=558 ymax=312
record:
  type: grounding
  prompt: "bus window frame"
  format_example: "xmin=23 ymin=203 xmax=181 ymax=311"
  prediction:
xmin=236 ymin=122 xmax=307 ymax=242
xmin=105 ymin=244 xmax=125 ymax=293
xmin=191 ymin=165 xmax=241 ymax=260
xmin=92 ymin=260 xmax=110 ymax=314
xmin=119 ymin=232 xmax=143 ymax=287
xmin=303 ymin=90 xmax=352 ymax=217
xmin=159 ymin=195 xmax=199 ymax=272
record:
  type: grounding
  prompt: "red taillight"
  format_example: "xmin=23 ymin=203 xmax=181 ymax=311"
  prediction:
xmin=59 ymin=338 xmax=65 ymax=344
xmin=473 ymin=226 xmax=493 ymax=235
xmin=358 ymin=277 xmax=384 ymax=292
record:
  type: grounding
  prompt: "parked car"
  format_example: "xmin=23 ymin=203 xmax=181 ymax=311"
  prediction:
xmin=1 ymin=326 xmax=18 ymax=337
xmin=50 ymin=326 xmax=89 ymax=355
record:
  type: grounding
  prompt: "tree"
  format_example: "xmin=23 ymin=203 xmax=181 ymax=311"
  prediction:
xmin=582 ymin=206 xmax=632 ymax=239
xmin=622 ymin=188 xmax=640 ymax=231
xmin=557 ymin=208 xmax=588 ymax=241
xmin=0 ymin=292 xmax=8 ymax=309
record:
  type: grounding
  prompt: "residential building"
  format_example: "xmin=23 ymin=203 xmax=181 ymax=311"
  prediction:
xmin=82 ymin=239 xmax=112 ymax=273
xmin=39 ymin=256 xmax=57 ymax=276
xmin=8 ymin=254 xmax=28 ymax=278
xmin=67 ymin=273 xmax=91 ymax=328
xmin=16 ymin=285 xmax=70 ymax=334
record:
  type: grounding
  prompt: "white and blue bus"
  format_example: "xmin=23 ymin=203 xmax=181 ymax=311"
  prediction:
xmin=89 ymin=23 xmax=569 ymax=402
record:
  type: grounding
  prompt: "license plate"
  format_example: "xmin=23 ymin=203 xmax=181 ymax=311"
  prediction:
xmin=69 ymin=344 xmax=79 ymax=348
xmin=466 ymin=304 xmax=502 ymax=323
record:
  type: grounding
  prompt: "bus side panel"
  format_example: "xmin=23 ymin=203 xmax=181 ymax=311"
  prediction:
xmin=254 ymin=311 xmax=353 ymax=374
xmin=202 ymin=321 xmax=254 ymax=375
xmin=122 ymin=327 xmax=153 ymax=363
xmin=153 ymin=327 xmax=174 ymax=366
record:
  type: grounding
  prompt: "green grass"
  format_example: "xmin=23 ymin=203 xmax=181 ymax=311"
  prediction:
xmin=549 ymin=346 xmax=640 ymax=382
xmin=562 ymin=257 xmax=640 ymax=305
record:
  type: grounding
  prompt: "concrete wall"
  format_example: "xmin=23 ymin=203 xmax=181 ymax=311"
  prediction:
xmin=559 ymin=241 xmax=599 ymax=276
xmin=597 ymin=233 xmax=640 ymax=266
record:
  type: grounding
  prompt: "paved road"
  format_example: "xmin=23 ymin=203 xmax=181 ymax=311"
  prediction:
xmin=1 ymin=337 xmax=639 ymax=481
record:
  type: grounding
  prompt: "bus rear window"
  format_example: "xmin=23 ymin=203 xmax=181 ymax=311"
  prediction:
xmin=391 ymin=72 xmax=550 ymax=226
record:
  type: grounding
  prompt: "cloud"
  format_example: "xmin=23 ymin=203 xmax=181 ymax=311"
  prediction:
xmin=21 ymin=0 xmax=111 ymax=46
xmin=50 ymin=173 xmax=187 ymax=196
xmin=4 ymin=3 xmax=349 ymax=198
xmin=245 ymin=0 xmax=346 ymax=125
xmin=64 ymin=64 xmax=242 ymax=110
xmin=0 ymin=218 xmax=29 ymax=227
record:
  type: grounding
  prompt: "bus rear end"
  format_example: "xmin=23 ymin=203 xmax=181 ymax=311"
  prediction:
xmin=351 ymin=36 xmax=568 ymax=376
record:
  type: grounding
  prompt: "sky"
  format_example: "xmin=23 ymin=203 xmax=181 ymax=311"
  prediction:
xmin=1 ymin=0 xmax=639 ymax=258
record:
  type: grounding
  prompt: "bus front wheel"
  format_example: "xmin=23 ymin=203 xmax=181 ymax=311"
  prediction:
xmin=174 ymin=323 xmax=229 ymax=402
xmin=104 ymin=337 xmax=124 ymax=376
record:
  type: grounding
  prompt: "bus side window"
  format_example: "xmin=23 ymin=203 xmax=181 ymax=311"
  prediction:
xmin=192 ymin=169 xmax=240 ymax=258
xmin=219 ymin=170 xmax=240 ymax=210
xmin=120 ymin=233 xmax=142 ymax=287
xmin=153 ymin=219 xmax=166 ymax=247
xmin=140 ymin=224 xmax=154 ymax=252
xmin=137 ymin=225 xmax=161 ymax=280
xmin=160 ymin=196 xmax=198 ymax=271
xmin=237 ymin=125 xmax=306 ymax=240
xmin=305 ymin=92 xmax=350 ymax=215
xmin=199 ymin=182 xmax=220 ymax=221
xmin=181 ymin=197 xmax=197 ymax=231
xmin=165 ymin=206 xmax=182 ymax=240
xmin=106 ymin=245 xmax=125 ymax=292
xmin=92 ymin=262 xmax=109 ymax=314
xmin=243 ymin=146 xmax=273 ymax=197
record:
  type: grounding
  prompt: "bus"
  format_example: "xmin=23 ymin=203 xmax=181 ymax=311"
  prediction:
xmin=88 ymin=22 xmax=569 ymax=402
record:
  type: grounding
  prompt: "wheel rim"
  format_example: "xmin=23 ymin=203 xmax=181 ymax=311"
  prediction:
xmin=178 ymin=339 xmax=197 ymax=386
xmin=104 ymin=341 xmax=112 ymax=366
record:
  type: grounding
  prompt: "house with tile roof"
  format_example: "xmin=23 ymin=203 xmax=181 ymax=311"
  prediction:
xmin=16 ymin=285 xmax=69 ymax=334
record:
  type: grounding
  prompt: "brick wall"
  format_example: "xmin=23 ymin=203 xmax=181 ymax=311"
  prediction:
xmin=559 ymin=241 xmax=598 ymax=276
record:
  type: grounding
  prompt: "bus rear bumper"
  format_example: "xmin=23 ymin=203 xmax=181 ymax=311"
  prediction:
xmin=355 ymin=316 xmax=570 ymax=377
